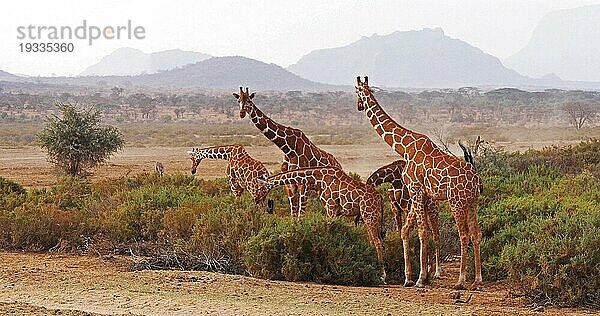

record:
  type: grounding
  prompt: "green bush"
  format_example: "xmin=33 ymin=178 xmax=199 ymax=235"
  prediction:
xmin=0 ymin=177 xmax=27 ymax=212
xmin=1 ymin=178 xmax=93 ymax=251
xmin=497 ymin=210 xmax=600 ymax=306
xmin=244 ymin=212 xmax=382 ymax=286
xmin=3 ymin=139 xmax=600 ymax=306
xmin=37 ymin=103 xmax=124 ymax=177
xmin=187 ymin=194 xmax=275 ymax=274
xmin=478 ymin=169 xmax=600 ymax=306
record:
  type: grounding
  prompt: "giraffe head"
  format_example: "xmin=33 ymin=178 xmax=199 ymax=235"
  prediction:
xmin=232 ymin=87 xmax=255 ymax=119
xmin=187 ymin=148 xmax=202 ymax=175
xmin=355 ymin=76 xmax=372 ymax=111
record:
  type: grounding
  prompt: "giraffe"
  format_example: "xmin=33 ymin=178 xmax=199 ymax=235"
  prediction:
xmin=366 ymin=160 xmax=443 ymax=279
xmin=366 ymin=144 xmax=476 ymax=280
xmin=155 ymin=161 xmax=164 ymax=176
xmin=233 ymin=87 xmax=342 ymax=217
xmin=356 ymin=76 xmax=483 ymax=289
xmin=256 ymin=166 xmax=386 ymax=281
xmin=188 ymin=145 xmax=271 ymax=205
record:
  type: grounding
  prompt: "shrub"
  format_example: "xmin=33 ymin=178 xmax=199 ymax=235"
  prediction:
xmin=2 ymin=178 xmax=94 ymax=251
xmin=185 ymin=194 xmax=275 ymax=274
xmin=497 ymin=210 xmax=600 ymax=306
xmin=243 ymin=212 xmax=382 ymax=286
xmin=479 ymin=172 xmax=600 ymax=306
xmin=37 ymin=103 xmax=124 ymax=177
xmin=0 ymin=177 xmax=27 ymax=212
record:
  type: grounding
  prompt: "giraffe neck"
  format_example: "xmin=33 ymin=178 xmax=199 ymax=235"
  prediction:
xmin=195 ymin=145 xmax=242 ymax=161
xmin=360 ymin=93 xmax=416 ymax=159
xmin=246 ymin=101 xmax=298 ymax=155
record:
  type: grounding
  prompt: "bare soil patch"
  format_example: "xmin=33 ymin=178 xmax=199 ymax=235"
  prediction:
xmin=0 ymin=144 xmax=402 ymax=188
xmin=1 ymin=252 xmax=593 ymax=315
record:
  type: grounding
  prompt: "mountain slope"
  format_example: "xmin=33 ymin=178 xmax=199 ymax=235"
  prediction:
xmin=80 ymin=48 xmax=211 ymax=76
xmin=0 ymin=70 xmax=18 ymax=81
xmin=288 ymin=28 xmax=528 ymax=88
xmin=135 ymin=56 xmax=336 ymax=90
xmin=504 ymin=5 xmax=600 ymax=82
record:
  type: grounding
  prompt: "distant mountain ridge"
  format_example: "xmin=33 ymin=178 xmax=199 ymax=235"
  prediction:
xmin=504 ymin=5 xmax=600 ymax=82
xmin=287 ymin=28 xmax=529 ymax=88
xmin=134 ymin=56 xmax=336 ymax=90
xmin=80 ymin=48 xmax=212 ymax=76
xmin=0 ymin=70 xmax=18 ymax=81
xmin=32 ymin=56 xmax=337 ymax=91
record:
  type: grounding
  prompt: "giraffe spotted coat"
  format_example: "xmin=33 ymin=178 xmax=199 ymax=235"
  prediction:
xmin=188 ymin=145 xmax=270 ymax=204
xmin=356 ymin=76 xmax=483 ymax=289
xmin=367 ymin=160 xmax=442 ymax=278
xmin=257 ymin=166 xmax=386 ymax=280
xmin=233 ymin=87 xmax=341 ymax=217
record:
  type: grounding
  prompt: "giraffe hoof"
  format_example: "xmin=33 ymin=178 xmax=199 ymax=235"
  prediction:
xmin=415 ymin=281 xmax=426 ymax=288
xmin=433 ymin=271 xmax=441 ymax=279
xmin=470 ymin=281 xmax=483 ymax=291
xmin=453 ymin=282 xmax=467 ymax=290
xmin=403 ymin=280 xmax=415 ymax=287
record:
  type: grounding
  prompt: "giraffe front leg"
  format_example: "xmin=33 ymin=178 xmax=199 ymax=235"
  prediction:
xmin=297 ymin=184 xmax=307 ymax=218
xmin=230 ymin=178 xmax=244 ymax=199
xmin=363 ymin=207 xmax=386 ymax=284
xmin=401 ymin=209 xmax=417 ymax=287
xmin=321 ymin=193 xmax=337 ymax=218
xmin=388 ymin=189 xmax=403 ymax=232
xmin=412 ymin=191 xmax=429 ymax=288
xmin=285 ymin=184 xmax=300 ymax=218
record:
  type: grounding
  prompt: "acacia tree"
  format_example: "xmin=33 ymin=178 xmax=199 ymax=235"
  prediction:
xmin=37 ymin=103 xmax=124 ymax=177
xmin=562 ymin=101 xmax=598 ymax=130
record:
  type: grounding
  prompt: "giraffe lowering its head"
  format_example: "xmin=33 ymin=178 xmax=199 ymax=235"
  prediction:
xmin=188 ymin=144 xmax=271 ymax=206
xmin=257 ymin=166 xmax=386 ymax=282
xmin=356 ymin=76 xmax=483 ymax=290
xmin=233 ymin=87 xmax=342 ymax=218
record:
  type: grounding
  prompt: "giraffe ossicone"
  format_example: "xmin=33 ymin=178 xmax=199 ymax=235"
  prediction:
xmin=233 ymin=87 xmax=342 ymax=218
xmin=356 ymin=76 xmax=483 ymax=290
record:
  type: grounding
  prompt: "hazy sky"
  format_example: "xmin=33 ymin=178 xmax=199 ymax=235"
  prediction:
xmin=2 ymin=0 xmax=599 ymax=76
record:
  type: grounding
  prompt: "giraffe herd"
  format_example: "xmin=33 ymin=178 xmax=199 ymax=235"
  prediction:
xmin=187 ymin=77 xmax=483 ymax=290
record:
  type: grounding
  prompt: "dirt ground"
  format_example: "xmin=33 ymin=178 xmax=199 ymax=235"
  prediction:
xmin=1 ymin=142 xmax=596 ymax=315
xmin=0 ymin=144 xmax=405 ymax=188
xmin=0 ymin=252 xmax=595 ymax=316
xmin=0 ymin=140 xmax=580 ymax=189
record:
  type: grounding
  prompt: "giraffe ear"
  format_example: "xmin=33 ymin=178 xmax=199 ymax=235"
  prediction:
xmin=249 ymin=92 xmax=255 ymax=99
xmin=232 ymin=93 xmax=240 ymax=99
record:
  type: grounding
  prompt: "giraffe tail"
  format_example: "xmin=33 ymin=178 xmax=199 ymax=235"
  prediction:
xmin=458 ymin=141 xmax=475 ymax=167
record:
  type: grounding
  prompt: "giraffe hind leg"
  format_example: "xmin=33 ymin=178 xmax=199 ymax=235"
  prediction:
xmin=426 ymin=199 xmax=442 ymax=278
xmin=468 ymin=205 xmax=483 ymax=289
xmin=454 ymin=213 xmax=470 ymax=290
